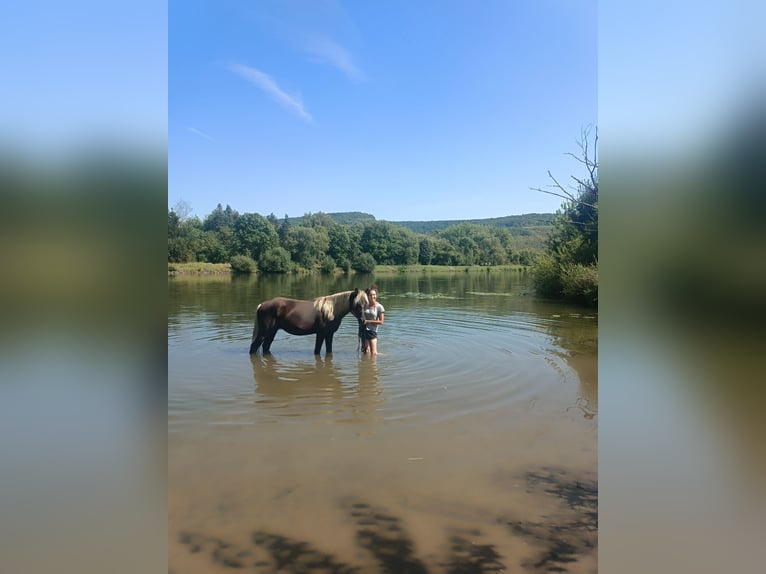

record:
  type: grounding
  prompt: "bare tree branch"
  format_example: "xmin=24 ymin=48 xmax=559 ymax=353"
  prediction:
xmin=531 ymin=125 xmax=598 ymax=210
xmin=530 ymin=186 xmax=579 ymax=203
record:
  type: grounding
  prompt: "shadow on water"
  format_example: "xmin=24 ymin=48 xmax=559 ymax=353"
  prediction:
xmin=171 ymin=271 xmax=597 ymax=573
xmin=175 ymin=466 xmax=597 ymax=574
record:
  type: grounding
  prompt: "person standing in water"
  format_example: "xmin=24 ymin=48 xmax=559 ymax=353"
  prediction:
xmin=361 ymin=284 xmax=385 ymax=355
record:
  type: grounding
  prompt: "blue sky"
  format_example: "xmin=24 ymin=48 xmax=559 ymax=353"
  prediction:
xmin=169 ymin=0 xmax=596 ymax=222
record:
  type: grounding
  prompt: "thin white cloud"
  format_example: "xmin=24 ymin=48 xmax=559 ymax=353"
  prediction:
xmin=304 ymin=36 xmax=364 ymax=83
xmin=186 ymin=126 xmax=216 ymax=142
xmin=228 ymin=63 xmax=313 ymax=122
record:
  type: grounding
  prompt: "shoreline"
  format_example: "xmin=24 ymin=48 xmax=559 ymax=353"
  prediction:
xmin=168 ymin=262 xmax=529 ymax=276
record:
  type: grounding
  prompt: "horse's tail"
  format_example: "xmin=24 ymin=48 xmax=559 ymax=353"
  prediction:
xmin=249 ymin=304 xmax=262 ymax=353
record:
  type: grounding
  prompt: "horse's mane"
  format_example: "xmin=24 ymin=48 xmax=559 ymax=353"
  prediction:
xmin=313 ymin=289 xmax=368 ymax=321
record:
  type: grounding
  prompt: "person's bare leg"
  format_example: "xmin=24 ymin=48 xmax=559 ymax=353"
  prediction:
xmin=370 ymin=338 xmax=378 ymax=355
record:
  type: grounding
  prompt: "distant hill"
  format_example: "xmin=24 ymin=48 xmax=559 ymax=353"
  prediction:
xmin=286 ymin=211 xmax=377 ymax=226
xmin=287 ymin=211 xmax=555 ymax=233
xmin=389 ymin=213 xmax=556 ymax=234
xmin=284 ymin=211 xmax=555 ymax=253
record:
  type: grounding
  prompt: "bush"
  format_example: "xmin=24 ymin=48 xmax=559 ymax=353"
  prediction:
xmin=351 ymin=252 xmax=376 ymax=273
xmin=230 ymin=255 xmax=257 ymax=274
xmin=319 ymin=255 xmax=337 ymax=274
xmin=560 ymin=263 xmax=598 ymax=306
xmin=337 ymin=258 xmax=352 ymax=274
xmin=258 ymin=246 xmax=292 ymax=274
xmin=532 ymin=253 xmax=562 ymax=298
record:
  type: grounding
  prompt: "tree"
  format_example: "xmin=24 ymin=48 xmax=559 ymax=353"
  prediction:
xmin=418 ymin=236 xmax=435 ymax=265
xmin=234 ymin=212 xmax=279 ymax=261
xmin=258 ymin=247 xmax=292 ymax=273
xmin=436 ymin=223 xmax=515 ymax=266
xmin=203 ymin=203 xmax=239 ymax=232
xmin=531 ymin=126 xmax=598 ymax=306
xmin=352 ymin=252 xmax=376 ymax=273
xmin=172 ymin=199 xmax=193 ymax=221
xmin=280 ymin=225 xmax=329 ymax=269
xmin=168 ymin=208 xmax=202 ymax=262
xmin=328 ymin=224 xmax=359 ymax=269
xmin=302 ymin=211 xmax=335 ymax=228
xmin=431 ymin=236 xmax=458 ymax=265
xmin=201 ymin=204 xmax=239 ymax=261
xmin=359 ymin=221 xmax=419 ymax=265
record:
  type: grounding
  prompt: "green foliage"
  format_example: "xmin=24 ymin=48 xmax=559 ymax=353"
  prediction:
xmin=203 ymin=203 xmax=239 ymax=232
xmin=286 ymin=211 xmax=376 ymax=226
xmin=196 ymin=230 xmax=228 ymax=263
xmin=396 ymin=213 xmax=555 ymax=234
xmin=328 ymin=223 xmax=360 ymax=265
xmin=169 ymin=205 xmax=555 ymax=272
xmin=547 ymin=186 xmax=598 ymax=266
xmin=359 ymin=221 xmax=418 ymax=265
xmin=531 ymin=127 xmax=598 ymax=306
xmin=301 ymin=211 xmax=336 ymax=228
xmin=319 ymin=255 xmax=337 ymax=274
xmin=281 ymin=225 xmax=329 ymax=269
xmin=168 ymin=209 xmax=205 ymax=263
xmin=258 ymin=246 xmax=292 ymax=274
xmin=532 ymin=253 xmax=563 ymax=298
xmin=431 ymin=236 xmax=459 ymax=265
xmin=418 ymin=236 xmax=435 ymax=265
xmin=234 ymin=212 xmax=279 ymax=261
xmin=229 ymin=254 xmax=257 ymax=274
xmin=436 ymin=223 xmax=514 ymax=265
xmin=352 ymin=252 xmax=376 ymax=273
xmin=560 ymin=263 xmax=598 ymax=306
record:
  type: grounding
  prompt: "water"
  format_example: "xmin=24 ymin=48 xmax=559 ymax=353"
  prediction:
xmin=169 ymin=270 xmax=598 ymax=573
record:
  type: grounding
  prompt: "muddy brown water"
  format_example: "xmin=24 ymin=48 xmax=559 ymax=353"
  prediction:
xmin=169 ymin=270 xmax=597 ymax=573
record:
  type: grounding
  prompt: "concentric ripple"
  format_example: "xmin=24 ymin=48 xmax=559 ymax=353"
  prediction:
xmin=170 ymin=295 xmax=597 ymax=434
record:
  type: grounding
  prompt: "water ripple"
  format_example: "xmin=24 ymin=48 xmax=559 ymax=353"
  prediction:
xmin=170 ymin=298 xmax=597 ymax=433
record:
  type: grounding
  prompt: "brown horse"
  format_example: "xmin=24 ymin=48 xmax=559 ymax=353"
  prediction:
xmin=249 ymin=289 xmax=369 ymax=355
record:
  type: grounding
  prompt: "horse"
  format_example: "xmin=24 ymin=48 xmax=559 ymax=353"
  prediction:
xmin=249 ymin=288 xmax=369 ymax=355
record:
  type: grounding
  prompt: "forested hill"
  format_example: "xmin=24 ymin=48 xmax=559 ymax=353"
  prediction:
xmin=390 ymin=213 xmax=555 ymax=234
xmin=288 ymin=212 xmax=555 ymax=233
xmin=286 ymin=211 xmax=376 ymax=226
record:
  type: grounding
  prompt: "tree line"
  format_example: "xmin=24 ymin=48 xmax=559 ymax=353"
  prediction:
xmin=168 ymin=206 xmax=540 ymax=273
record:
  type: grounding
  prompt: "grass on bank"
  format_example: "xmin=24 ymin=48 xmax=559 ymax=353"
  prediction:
xmin=168 ymin=262 xmax=529 ymax=276
xmin=168 ymin=262 xmax=231 ymax=274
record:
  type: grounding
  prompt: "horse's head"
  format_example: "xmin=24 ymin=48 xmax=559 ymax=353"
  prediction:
xmin=349 ymin=288 xmax=369 ymax=321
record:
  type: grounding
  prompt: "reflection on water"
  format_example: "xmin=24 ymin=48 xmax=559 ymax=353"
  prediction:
xmin=169 ymin=270 xmax=598 ymax=573
xmin=249 ymin=354 xmax=383 ymax=427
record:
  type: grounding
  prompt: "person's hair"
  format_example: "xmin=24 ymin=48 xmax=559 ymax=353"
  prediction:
xmin=366 ymin=283 xmax=379 ymax=298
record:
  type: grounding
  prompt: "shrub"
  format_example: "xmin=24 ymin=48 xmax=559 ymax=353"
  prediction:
xmin=531 ymin=253 xmax=562 ymax=298
xmin=258 ymin=246 xmax=292 ymax=274
xmin=230 ymin=255 xmax=257 ymax=274
xmin=351 ymin=252 xmax=376 ymax=273
xmin=560 ymin=263 xmax=598 ymax=306
xmin=319 ymin=255 xmax=337 ymax=274
xmin=337 ymin=258 xmax=352 ymax=274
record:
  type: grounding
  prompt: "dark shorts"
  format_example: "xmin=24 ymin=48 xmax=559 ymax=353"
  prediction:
xmin=361 ymin=327 xmax=377 ymax=340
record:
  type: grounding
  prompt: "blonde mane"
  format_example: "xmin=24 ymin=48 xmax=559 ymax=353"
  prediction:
xmin=313 ymin=289 xmax=368 ymax=321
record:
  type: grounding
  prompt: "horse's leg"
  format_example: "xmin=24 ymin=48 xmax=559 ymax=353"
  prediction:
xmin=314 ymin=333 xmax=325 ymax=355
xmin=262 ymin=328 xmax=278 ymax=354
xmin=249 ymin=337 xmax=263 ymax=354
xmin=249 ymin=315 xmax=265 ymax=354
xmin=325 ymin=331 xmax=334 ymax=354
